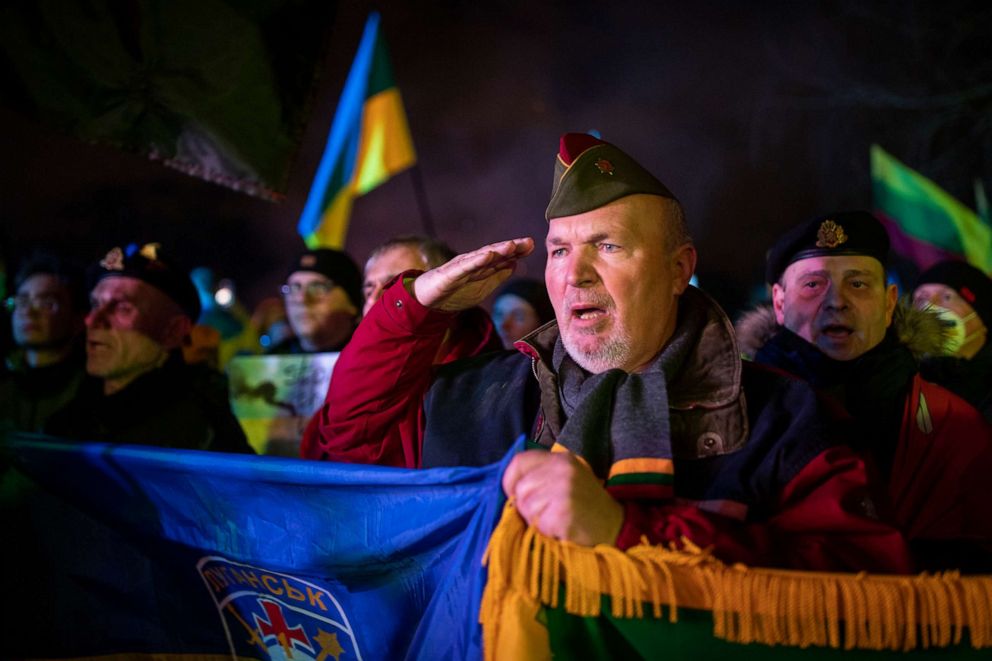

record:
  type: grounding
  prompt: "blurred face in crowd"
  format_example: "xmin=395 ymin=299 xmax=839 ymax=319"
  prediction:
xmin=492 ymin=294 xmax=542 ymax=348
xmin=11 ymin=273 xmax=83 ymax=355
xmin=545 ymin=194 xmax=696 ymax=374
xmin=913 ymin=282 xmax=987 ymax=358
xmin=86 ymin=276 xmax=191 ymax=394
xmin=773 ymin=255 xmax=897 ymax=361
xmin=362 ymin=245 xmax=429 ymax=316
xmin=283 ymin=270 xmax=358 ymax=351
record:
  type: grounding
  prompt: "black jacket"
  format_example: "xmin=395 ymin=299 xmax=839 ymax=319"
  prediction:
xmin=46 ymin=353 xmax=254 ymax=454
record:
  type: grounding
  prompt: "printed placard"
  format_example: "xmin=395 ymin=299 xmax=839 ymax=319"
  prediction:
xmin=227 ymin=353 xmax=339 ymax=455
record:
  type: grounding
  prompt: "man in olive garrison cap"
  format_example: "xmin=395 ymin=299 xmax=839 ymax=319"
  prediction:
xmin=736 ymin=212 xmax=992 ymax=571
xmin=307 ymin=134 xmax=916 ymax=573
xmin=45 ymin=243 xmax=254 ymax=454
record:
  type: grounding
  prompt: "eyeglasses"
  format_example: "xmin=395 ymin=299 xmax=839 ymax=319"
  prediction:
xmin=4 ymin=294 xmax=61 ymax=313
xmin=280 ymin=280 xmax=335 ymax=299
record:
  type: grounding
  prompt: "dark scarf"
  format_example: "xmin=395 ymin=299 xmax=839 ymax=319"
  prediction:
xmin=755 ymin=328 xmax=916 ymax=475
xmin=551 ymin=299 xmax=706 ymax=489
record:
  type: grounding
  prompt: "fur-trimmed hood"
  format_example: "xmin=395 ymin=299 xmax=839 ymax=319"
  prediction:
xmin=735 ymin=298 xmax=948 ymax=362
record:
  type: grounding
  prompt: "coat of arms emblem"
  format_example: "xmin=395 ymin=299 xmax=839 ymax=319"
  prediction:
xmin=815 ymin=220 xmax=848 ymax=248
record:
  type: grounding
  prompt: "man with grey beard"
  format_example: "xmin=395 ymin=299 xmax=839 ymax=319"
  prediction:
xmin=306 ymin=133 xmax=914 ymax=573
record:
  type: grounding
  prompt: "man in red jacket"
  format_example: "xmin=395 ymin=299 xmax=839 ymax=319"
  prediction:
xmin=305 ymin=133 xmax=915 ymax=573
xmin=737 ymin=210 xmax=992 ymax=571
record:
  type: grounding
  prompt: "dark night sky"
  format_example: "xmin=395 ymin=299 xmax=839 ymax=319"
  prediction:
xmin=2 ymin=1 xmax=989 ymax=315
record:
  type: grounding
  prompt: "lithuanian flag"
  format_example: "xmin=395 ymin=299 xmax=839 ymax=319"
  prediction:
xmin=482 ymin=501 xmax=992 ymax=659
xmin=298 ymin=12 xmax=416 ymax=248
xmin=871 ymin=144 xmax=992 ymax=274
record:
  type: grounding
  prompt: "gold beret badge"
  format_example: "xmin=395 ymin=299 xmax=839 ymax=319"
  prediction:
xmin=816 ymin=220 xmax=848 ymax=249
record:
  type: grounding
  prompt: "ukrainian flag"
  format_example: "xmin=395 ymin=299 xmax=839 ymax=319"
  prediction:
xmin=298 ymin=12 xmax=416 ymax=249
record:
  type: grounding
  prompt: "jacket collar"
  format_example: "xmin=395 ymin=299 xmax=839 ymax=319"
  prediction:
xmin=513 ymin=286 xmax=749 ymax=457
xmin=735 ymin=298 xmax=949 ymax=362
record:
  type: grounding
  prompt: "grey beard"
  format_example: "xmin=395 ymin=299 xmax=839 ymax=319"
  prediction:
xmin=561 ymin=328 xmax=633 ymax=374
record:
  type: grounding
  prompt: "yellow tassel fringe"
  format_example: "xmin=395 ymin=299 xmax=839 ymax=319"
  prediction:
xmin=480 ymin=501 xmax=992 ymax=657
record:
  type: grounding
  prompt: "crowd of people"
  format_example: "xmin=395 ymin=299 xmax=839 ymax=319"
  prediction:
xmin=3 ymin=132 xmax=990 ymax=574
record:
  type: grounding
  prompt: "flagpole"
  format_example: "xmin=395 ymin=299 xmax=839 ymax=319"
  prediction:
xmin=410 ymin=164 xmax=438 ymax=237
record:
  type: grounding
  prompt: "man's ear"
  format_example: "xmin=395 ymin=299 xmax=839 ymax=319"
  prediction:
xmin=672 ymin=244 xmax=697 ymax=295
xmin=160 ymin=315 xmax=193 ymax=350
xmin=884 ymin=283 xmax=898 ymax=327
xmin=772 ymin=283 xmax=786 ymax=325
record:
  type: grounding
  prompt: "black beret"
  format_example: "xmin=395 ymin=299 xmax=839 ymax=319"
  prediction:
xmin=765 ymin=211 xmax=890 ymax=285
xmin=286 ymin=248 xmax=363 ymax=310
xmin=89 ymin=243 xmax=201 ymax=320
xmin=546 ymin=133 xmax=676 ymax=220
xmin=915 ymin=260 xmax=992 ymax=329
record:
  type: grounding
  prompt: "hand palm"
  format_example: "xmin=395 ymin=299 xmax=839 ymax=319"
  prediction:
xmin=414 ymin=238 xmax=535 ymax=312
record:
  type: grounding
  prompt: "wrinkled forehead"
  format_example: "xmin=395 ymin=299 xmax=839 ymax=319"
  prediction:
xmin=782 ymin=253 xmax=886 ymax=281
xmin=91 ymin=275 xmax=150 ymax=299
xmin=545 ymin=194 xmax=669 ymax=243
xmin=91 ymin=275 xmax=179 ymax=312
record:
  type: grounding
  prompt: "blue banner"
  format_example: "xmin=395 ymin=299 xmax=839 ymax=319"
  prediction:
xmin=1 ymin=433 xmax=515 ymax=660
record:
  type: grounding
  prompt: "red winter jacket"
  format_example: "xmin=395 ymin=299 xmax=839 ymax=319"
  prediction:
xmin=303 ymin=279 xmax=915 ymax=573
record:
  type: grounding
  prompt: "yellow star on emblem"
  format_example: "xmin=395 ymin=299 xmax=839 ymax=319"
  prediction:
xmin=315 ymin=628 xmax=346 ymax=661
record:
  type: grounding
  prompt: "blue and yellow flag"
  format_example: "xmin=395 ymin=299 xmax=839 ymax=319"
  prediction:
xmin=297 ymin=12 xmax=417 ymax=249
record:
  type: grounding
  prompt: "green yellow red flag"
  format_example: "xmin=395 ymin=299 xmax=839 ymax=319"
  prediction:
xmin=871 ymin=144 xmax=992 ymax=274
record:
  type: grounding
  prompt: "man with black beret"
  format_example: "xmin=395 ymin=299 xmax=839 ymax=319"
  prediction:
xmin=307 ymin=133 xmax=917 ymax=573
xmin=737 ymin=212 xmax=992 ymax=570
xmin=45 ymin=243 xmax=253 ymax=454
xmin=913 ymin=260 xmax=992 ymax=422
xmin=269 ymin=248 xmax=363 ymax=354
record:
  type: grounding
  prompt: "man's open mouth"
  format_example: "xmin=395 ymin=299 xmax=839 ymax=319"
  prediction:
xmin=571 ymin=306 xmax=606 ymax=321
xmin=820 ymin=324 xmax=853 ymax=337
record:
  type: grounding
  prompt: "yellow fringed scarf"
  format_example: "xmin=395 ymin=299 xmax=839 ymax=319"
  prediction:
xmin=480 ymin=501 xmax=992 ymax=659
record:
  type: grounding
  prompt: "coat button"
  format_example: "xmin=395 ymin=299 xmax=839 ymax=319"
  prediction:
xmin=395 ymin=300 xmax=403 ymax=308
xmin=697 ymin=432 xmax=723 ymax=455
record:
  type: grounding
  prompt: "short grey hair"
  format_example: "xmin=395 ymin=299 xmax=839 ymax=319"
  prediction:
xmin=366 ymin=235 xmax=456 ymax=270
xmin=664 ymin=198 xmax=692 ymax=252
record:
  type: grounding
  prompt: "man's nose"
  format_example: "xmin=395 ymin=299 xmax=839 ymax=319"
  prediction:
xmin=565 ymin=251 xmax=597 ymax=287
xmin=823 ymin=282 xmax=848 ymax=309
xmin=500 ymin=316 xmax=514 ymax=335
xmin=85 ymin=303 xmax=109 ymax=328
